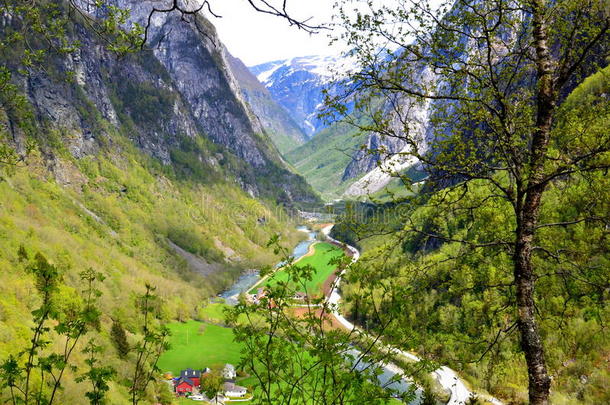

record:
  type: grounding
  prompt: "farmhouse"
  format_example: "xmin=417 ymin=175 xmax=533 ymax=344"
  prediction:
xmin=222 ymin=364 xmax=236 ymax=380
xmin=174 ymin=377 xmax=196 ymax=395
xmin=293 ymin=291 xmax=308 ymax=301
xmin=223 ymin=381 xmax=247 ymax=398
xmin=180 ymin=368 xmax=203 ymax=387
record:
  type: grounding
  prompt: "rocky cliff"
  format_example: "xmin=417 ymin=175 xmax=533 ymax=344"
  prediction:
xmin=11 ymin=0 xmax=318 ymax=204
xmin=227 ymin=53 xmax=308 ymax=154
xmin=248 ymin=53 xmax=426 ymax=198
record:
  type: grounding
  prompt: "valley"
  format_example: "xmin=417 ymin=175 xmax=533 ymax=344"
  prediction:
xmin=0 ymin=1 xmax=608 ymax=405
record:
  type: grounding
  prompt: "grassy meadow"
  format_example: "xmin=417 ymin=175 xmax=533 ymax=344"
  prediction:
xmin=250 ymin=242 xmax=344 ymax=297
xmin=158 ymin=321 xmax=243 ymax=375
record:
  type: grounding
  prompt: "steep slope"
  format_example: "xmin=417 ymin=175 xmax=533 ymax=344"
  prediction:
xmin=226 ymin=53 xmax=308 ymax=154
xmin=285 ymin=123 xmax=367 ymax=198
xmin=0 ymin=4 xmax=314 ymax=403
xmin=250 ymin=53 xmax=425 ymax=198
xmin=72 ymin=0 xmax=318 ymax=204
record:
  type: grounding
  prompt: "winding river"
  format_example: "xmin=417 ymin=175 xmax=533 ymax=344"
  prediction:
xmin=219 ymin=225 xmax=501 ymax=405
xmin=218 ymin=226 xmax=317 ymax=305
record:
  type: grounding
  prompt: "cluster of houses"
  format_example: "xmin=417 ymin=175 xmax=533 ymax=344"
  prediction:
xmin=173 ymin=364 xmax=248 ymax=400
xmin=247 ymin=287 xmax=309 ymax=305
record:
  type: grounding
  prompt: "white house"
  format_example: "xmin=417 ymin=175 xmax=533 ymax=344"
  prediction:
xmin=223 ymin=382 xmax=247 ymax=398
xmin=222 ymin=364 xmax=236 ymax=380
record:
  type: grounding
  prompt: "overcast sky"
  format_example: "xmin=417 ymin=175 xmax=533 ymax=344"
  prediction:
xmin=211 ymin=0 xmax=339 ymax=67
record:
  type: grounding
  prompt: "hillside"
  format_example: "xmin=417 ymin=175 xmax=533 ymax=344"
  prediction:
xmin=331 ymin=66 xmax=610 ymax=404
xmin=285 ymin=122 xmax=366 ymax=198
xmin=0 ymin=2 xmax=315 ymax=403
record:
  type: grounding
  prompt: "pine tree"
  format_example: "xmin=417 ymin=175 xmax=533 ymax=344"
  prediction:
xmin=111 ymin=319 xmax=130 ymax=358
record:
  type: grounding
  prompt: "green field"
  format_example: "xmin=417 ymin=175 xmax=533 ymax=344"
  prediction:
xmin=157 ymin=321 xmax=243 ymax=375
xmin=197 ymin=303 xmax=229 ymax=324
xmin=250 ymin=242 xmax=344 ymax=296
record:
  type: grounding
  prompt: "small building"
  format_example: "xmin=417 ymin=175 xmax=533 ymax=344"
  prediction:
xmin=293 ymin=292 xmax=308 ymax=301
xmin=223 ymin=381 xmax=247 ymax=398
xmin=222 ymin=364 xmax=236 ymax=380
xmin=180 ymin=368 xmax=203 ymax=387
xmin=174 ymin=377 xmax=195 ymax=395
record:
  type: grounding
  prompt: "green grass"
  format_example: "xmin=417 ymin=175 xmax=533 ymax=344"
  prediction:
xmin=157 ymin=321 xmax=244 ymax=375
xmin=250 ymin=242 xmax=344 ymax=296
xmin=197 ymin=303 xmax=229 ymax=324
xmin=286 ymin=123 xmax=367 ymax=199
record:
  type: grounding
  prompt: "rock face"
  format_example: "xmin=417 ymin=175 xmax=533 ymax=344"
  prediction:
xmin=15 ymin=0 xmax=318 ymax=204
xmin=250 ymin=55 xmax=345 ymax=138
xmin=226 ymin=53 xmax=308 ymax=154
xmin=248 ymin=52 xmax=433 ymax=197
xmin=343 ymin=64 xmax=436 ymax=196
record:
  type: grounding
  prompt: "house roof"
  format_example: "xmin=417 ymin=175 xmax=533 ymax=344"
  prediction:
xmin=175 ymin=377 xmax=195 ymax=387
xmin=180 ymin=368 xmax=202 ymax=378
xmin=223 ymin=382 xmax=247 ymax=393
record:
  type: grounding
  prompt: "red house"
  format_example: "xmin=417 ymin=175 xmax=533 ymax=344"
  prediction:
xmin=174 ymin=377 xmax=195 ymax=395
xmin=180 ymin=368 xmax=203 ymax=387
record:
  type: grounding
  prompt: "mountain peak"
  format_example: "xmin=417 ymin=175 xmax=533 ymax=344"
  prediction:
xmin=248 ymin=55 xmax=346 ymax=137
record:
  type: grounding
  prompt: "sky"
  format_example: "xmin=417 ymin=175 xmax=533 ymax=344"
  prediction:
xmin=211 ymin=0 xmax=339 ymax=67
xmin=210 ymin=0 xmax=446 ymax=67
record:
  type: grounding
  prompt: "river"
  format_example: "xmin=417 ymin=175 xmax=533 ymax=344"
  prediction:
xmin=218 ymin=226 xmax=317 ymax=305
xmin=218 ymin=226 xmax=420 ymax=403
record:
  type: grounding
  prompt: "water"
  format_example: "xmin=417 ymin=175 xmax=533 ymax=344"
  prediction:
xmin=286 ymin=226 xmax=317 ymax=261
xmin=218 ymin=228 xmax=420 ymax=403
xmin=219 ymin=226 xmax=317 ymax=305
xmin=218 ymin=271 xmax=261 ymax=305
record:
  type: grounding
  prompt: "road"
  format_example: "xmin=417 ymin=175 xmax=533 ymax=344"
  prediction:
xmin=321 ymin=225 xmax=503 ymax=405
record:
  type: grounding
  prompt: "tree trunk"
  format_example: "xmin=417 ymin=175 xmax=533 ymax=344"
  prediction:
xmin=514 ymin=186 xmax=551 ymax=405
xmin=514 ymin=2 xmax=555 ymax=403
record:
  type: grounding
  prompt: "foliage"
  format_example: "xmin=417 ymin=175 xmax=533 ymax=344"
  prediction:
xmin=200 ymin=368 xmax=223 ymax=400
xmin=110 ymin=320 xmax=130 ymax=359
xmin=251 ymin=242 xmax=345 ymax=298
xmin=326 ymin=1 xmax=610 ymax=403
xmin=111 ymin=80 xmax=175 ymax=131
xmin=335 ymin=170 xmax=609 ymax=403
xmin=0 ymin=254 xmax=106 ymax=405
xmin=227 ymin=235 xmax=418 ymax=405
xmin=76 ymin=340 xmax=117 ymax=405
xmin=129 ymin=284 xmax=170 ymax=405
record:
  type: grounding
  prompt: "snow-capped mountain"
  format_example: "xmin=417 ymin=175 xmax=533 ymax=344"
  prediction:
xmin=249 ymin=55 xmax=345 ymax=137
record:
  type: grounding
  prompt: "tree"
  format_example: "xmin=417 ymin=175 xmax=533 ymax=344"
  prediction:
xmin=200 ymin=368 xmax=223 ymax=400
xmin=129 ymin=283 xmax=170 ymax=405
xmin=0 ymin=255 xmax=106 ymax=404
xmin=110 ymin=319 xmax=130 ymax=359
xmin=227 ymin=235 xmax=418 ymax=405
xmin=326 ymin=1 xmax=610 ymax=404
xmin=76 ymin=340 xmax=117 ymax=405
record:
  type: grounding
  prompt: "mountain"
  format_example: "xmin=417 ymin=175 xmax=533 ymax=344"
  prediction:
xmin=249 ymin=53 xmax=425 ymax=198
xmin=249 ymin=55 xmax=345 ymax=138
xmin=226 ymin=53 xmax=308 ymax=154
xmin=0 ymin=2 xmax=318 ymax=402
